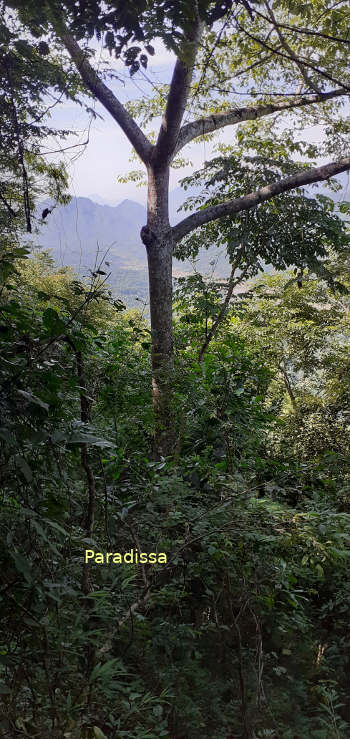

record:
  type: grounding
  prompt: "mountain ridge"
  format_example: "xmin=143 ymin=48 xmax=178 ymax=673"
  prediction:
xmin=31 ymin=174 xmax=347 ymax=306
xmin=32 ymin=191 xmax=230 ymax=304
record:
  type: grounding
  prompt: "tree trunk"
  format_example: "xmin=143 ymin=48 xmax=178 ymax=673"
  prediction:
xmin=141 ymin=165 xmax=175 ymax=458
xmin=278 ymin=360 xmax=298 ymax=412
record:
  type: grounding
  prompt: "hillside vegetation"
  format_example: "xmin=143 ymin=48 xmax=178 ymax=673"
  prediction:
xmin=1 ymin=0 xmax=350 ymax=736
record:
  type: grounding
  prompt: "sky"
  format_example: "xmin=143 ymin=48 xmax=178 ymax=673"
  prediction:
xmin=42 ymin=41 xmax=187 ymax=205
xmin=41 ymin=39 xmax=348 ymax=209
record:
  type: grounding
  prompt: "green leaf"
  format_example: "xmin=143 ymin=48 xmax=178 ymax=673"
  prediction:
xmin=93 ymin=728 xmax=108 ymax=739
xmin=14 ymin=455 xmax=33 ymax=482
xmin=338 ymin=201 xmax=350 ymax=215
xmin=42 ymin=307 xmax=66 ymax=336
xmin=11 ymin=552 xmax=32 ymax=584
xmin=89 ymin=659 xmax=121 ymax=684
xmin=67 ymin=430 xmax=114 ymax=448
xmin=17 ymin=390 xmax=49 ymax=411
xmin=0 ymin=428 xmax=15 ymax=445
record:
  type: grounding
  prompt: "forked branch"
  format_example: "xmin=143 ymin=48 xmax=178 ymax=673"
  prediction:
xmin=153 ymin=14 xmax=203 ymax=167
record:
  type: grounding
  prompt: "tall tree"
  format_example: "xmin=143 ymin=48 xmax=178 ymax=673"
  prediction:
xmin=8 ymin=0 xmax=350 ymax=455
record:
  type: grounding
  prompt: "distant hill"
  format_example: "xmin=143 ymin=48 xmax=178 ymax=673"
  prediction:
xmin=34 ymin=197 xmax=147 ymax=272
xmin=30 ymin=174 xmax=348 ymax=307
xmin=31 ymin=190 xmax=230 ymax=305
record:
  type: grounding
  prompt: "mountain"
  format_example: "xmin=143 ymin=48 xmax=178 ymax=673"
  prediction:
xmin=35 ymin=197 xmax=147 ymax=271
xmin=32 ymin=192 xmax=230 ymax=305
xmin=87 ymin=193 xmax=121 ymax=206
xmin=32 ymin=174 xmax=346 ymax=307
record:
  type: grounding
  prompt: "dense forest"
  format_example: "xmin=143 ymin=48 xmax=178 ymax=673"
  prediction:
xmin=1 ymin=1 xmax=350 ymax=737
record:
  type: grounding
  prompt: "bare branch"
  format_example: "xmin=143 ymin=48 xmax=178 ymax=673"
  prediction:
xmin=175 ymin=88 xmax=346 ymax=154
xmin=52 ymin=20 xmax=153 ymax=165
xmin=198 ymin=260 xmax=249 ymax=361
xmin=263 ymin=0 xmax=322 ymax=94
xmin=173 ymin=156 xmax=350 ymax=242
xmin=237 ymin=22 xmax=350 ymax=93
xmin=254 ymin=9 xmax=350 ymax=45
xmin=0 ymin=191 xmax=17 ymax=219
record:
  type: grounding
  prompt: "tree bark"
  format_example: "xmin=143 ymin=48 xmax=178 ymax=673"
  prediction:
xmin=278 ymin=360 xmax=298 ymax=412
xmin=141 ymin=166 xmax=175 ymax=457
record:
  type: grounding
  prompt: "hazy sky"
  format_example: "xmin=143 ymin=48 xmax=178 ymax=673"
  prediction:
xmin=42 ymin=40 xmax=344 ymax=208
xmin=43 ymin=41 xmax=193 ymax=205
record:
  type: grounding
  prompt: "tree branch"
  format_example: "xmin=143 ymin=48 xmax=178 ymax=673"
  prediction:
xmin=278 ymin=360 xmax=298 ymax=412
xmin=118 ymin=585 xmax=151 ymax=628
xmin=254 ymin=8 xmax=350 ymax=46
xmin=153 ymin=15 xmax=203 ymax=167
xmin=198 ymin=260 xmax=249 ymax=361
xmin=173 ymin=156 xmax=350 ymax=242
xmin=237 ymin=22 xmax=350 ymax=93
xmin=175 ymin=88 xmax=346 ymax=154
xmin=263 ymin=0 xmax=322 ymax=94
xmin=0 ymin=191 xmax=17 ymax=219
xmin=52 ymin=20 xmax=153 ymax=165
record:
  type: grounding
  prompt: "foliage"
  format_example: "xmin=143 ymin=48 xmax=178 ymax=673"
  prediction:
xmin=230 ymin=265 xmax=350 ymax=487
xmin=176 ymin=153 xmax=349 ymax=283
xmin=1 ymin=1 xmax=350 ymax=736
xmin=10 ymin=0 xmax=254 ymax=74
xmin=1 ymin=242 xmax=350 ymax=738
xmin=0 ymin=2 xmax=86 ymax=237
